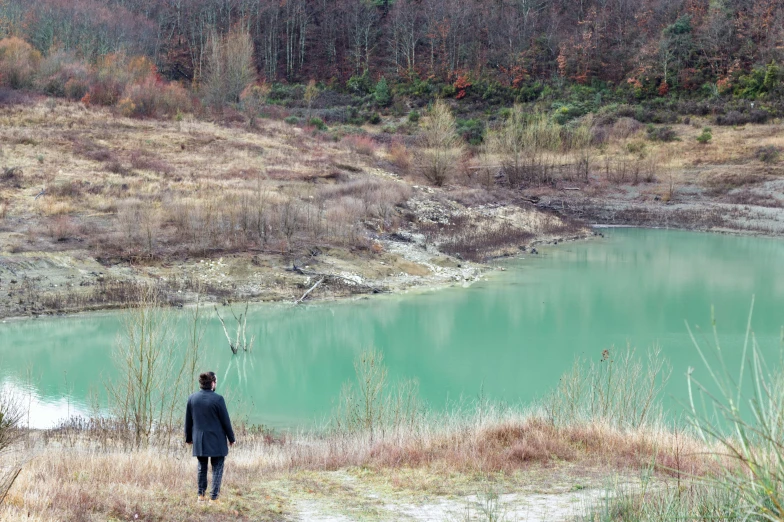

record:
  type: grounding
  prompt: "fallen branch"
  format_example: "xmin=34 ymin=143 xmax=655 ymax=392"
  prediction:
xmin=294 ymin=277 xmax=324 ymax=305
xmin=286 ymin=266 xmax=383 ymax=293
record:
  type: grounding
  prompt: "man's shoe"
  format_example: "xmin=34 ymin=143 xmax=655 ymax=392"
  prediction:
xmin=209 ymin=498 xmax=221 ymax=505
xmin=197 ymin=495 xmax=207 ymax=503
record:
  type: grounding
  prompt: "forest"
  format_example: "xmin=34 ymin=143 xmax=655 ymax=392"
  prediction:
xmin=0 ymin=0 xmax=783 ymax=111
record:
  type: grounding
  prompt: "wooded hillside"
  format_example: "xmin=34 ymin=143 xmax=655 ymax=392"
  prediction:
xmin=1 ymin=0 xmax=783 ymax=100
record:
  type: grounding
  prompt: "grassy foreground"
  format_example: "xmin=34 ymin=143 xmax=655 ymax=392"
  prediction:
xmin=2 ymin=413 xmax=709 ymax=521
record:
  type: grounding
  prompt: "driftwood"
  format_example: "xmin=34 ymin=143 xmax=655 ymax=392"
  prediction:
xmin=294 ymin=277 xmax=324 ymax=305
xmin=562 ymin=187 xmax=581 ymax=191
xmin=286 ymin=264 xmax=384 ymax=293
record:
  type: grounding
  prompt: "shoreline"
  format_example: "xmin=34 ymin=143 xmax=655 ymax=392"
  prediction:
xmin=2 ymin=213 xmax=781 ymax=323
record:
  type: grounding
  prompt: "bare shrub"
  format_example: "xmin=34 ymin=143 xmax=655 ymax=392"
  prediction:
xmin=441 ymin=225 xmax=534 ymax=261
xmin=0 ymin=37 xmax=41 ymax=89
xmin=120 ymin=78 xmax=192 ymax=118
xmin=105 ymin=286 xmax=201 ymax=449
xmin=129 ymin=151 xmax=173 ymax=175
xmin=611 ymin=117 xmax=643 ymax=140
xmin=240 ymin=82 xmax=271 ymax=128
xmin=545 ymin=345 xmax=671 ymax=429
xmin=0 ymin=385 xmax=24 ymax=506
xmin=388 ymin=139 xmax=412 ymax=172
xmin=46 ymin=215 xmax=78 ymax=241
xmin=105 ymin=160 xmax=131 ymax=175
xmin=317 ymin=176 xmax=410 ymax=234
xmin=331 ymin=348 xmax=422 ymax=443
xmin=489 ymin=106 xmax=562 ymax=186
xmin=35 ymin=50 xmax=89 ymax=98
xmin=417 ymin=99 xmax=463 ymax=186
xmin=755 ymin=145 xmax=781 ymax=164
xmin=344 ymin=134 xmax=377 ymax=156
xmin=47 ymin=180 xmax=83 ymax=199
xmin=89 ymin=54 xmax=157 ymax=106
xmin=203 ymin=28 xmax=255 ymax=105
xmin=117 ymin=200 xmax=160 ymax=255
xmin=72 ymin=138 xmax=115 ymax=162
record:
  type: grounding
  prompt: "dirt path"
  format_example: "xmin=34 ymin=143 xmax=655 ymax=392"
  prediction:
xmin=294 ymin=488 xmax=609 ymax=521
xmin=270 ymin=468 xmax=637 ymax=522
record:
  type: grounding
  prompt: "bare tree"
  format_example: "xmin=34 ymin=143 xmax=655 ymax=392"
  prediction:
xmin=214 ymin=301 xmax=255 ymax=354
xmin=203 ymin=28 xmax=256 ymax=105
xmin=417 ymin=99 xmax=463 ymax=186
xmin=304 ymin=78 xmax=318 ymax=120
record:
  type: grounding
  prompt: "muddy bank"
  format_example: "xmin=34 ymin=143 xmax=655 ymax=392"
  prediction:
xmin=527 ymin=177 xmax=784 ymax=237
xmin=0 ymin=189 xmax=589 ymax=319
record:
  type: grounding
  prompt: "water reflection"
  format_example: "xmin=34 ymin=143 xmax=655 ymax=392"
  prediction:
xmin=0 ymin=228 xmax=782 ymax=428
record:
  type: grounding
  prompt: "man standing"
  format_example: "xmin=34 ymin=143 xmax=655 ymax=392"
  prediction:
xmin=185 ymin=371 xmax=236 ymax=503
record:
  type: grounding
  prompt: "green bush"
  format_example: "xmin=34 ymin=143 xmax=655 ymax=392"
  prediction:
xmin=284 ymin=115 xmax=299 ymax=125
xmin=696 ymin=127 xmax=712 ymax=144
xmin=407 ymin=110 xmax=420 ymax=123
xmin=373 ymin=77 xmax=391 ymax=107
xmin=368 ymin=112 xmax=381 ymax=124
xmin=346 ymin=72 xmax=372 ymax=96
xmin=456 ymin=118 xmax=485 ymax=145
xmin=308 ymin=117 xmax=327 ymax=130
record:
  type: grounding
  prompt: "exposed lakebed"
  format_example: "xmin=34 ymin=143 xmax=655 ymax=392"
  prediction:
xmin=1 ymin=228 xmax=782 ymax=429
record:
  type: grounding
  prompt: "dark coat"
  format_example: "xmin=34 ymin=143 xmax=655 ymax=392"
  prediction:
xmin=185 ymin=389 xmax=236 ymax=457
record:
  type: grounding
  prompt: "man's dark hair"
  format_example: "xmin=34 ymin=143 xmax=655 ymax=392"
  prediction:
xmin=199 ymin=372 xmax=216 ymax=390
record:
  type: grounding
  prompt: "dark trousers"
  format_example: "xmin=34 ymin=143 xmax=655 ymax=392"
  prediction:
xmin=197 ymin=456 xmax=225 ymax=500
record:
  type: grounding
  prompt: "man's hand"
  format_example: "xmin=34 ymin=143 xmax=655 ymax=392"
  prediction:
xmin=229 ymin=441 xmax=235 ymax=446
xmin=186 ymin=441 xmax=192 ymax=445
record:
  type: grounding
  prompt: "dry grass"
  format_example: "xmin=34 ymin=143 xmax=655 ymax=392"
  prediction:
xmin=3 ymin=445 xmax=286 ymax=521
xmin=584 ymin=122 xmax=784 ymax=194
xmin=0 ymin=100 xmax=411 ymax=260
xmin=0 ymin=413 xmax=716 ymax=521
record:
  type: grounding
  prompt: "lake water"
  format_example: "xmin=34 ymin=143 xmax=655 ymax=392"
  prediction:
xmin=1 ymin=228 xmax=783 ymax=429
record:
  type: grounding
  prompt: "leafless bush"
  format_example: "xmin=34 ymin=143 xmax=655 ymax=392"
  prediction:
xmin=0 ymin=384 xmax=24 ymax=506
xmin=116 ymin=200 xmax=160 ymax=255
xmin=331 ymin=348 xmax=422 ymax=443
xmin=441 ymin=225 xmax=534 ymax=262
xmin=727 ymin=190 xmax=783 ymax=208
xmin=344 ymin=134 xmax=377 ymax=156
xmin=105 ymin=285 xmax=202 ymax=449
xmin=46 ymin=180 xmax=83 ymax=199
xmin=46 ymin=215 xmax=78 ymax=241
xmin=72 ymin=139 xmax=115 ymax=162
xmin=545 ymin=345 xmax=671 ymax=429
xmin=604 ymin=156 xmax=657 ymax=184
xmin=388 ymin=139 xmax=412 ymax=172
xmin=489 ymin=106 xmax=567 ymax=187
xmin=611 ymin=117 xmax=643 ymax=140
xmin=0 ymin=37 xmax=41 ymax=89
xmin=129 ymin=150 xmax=173 ymax=175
